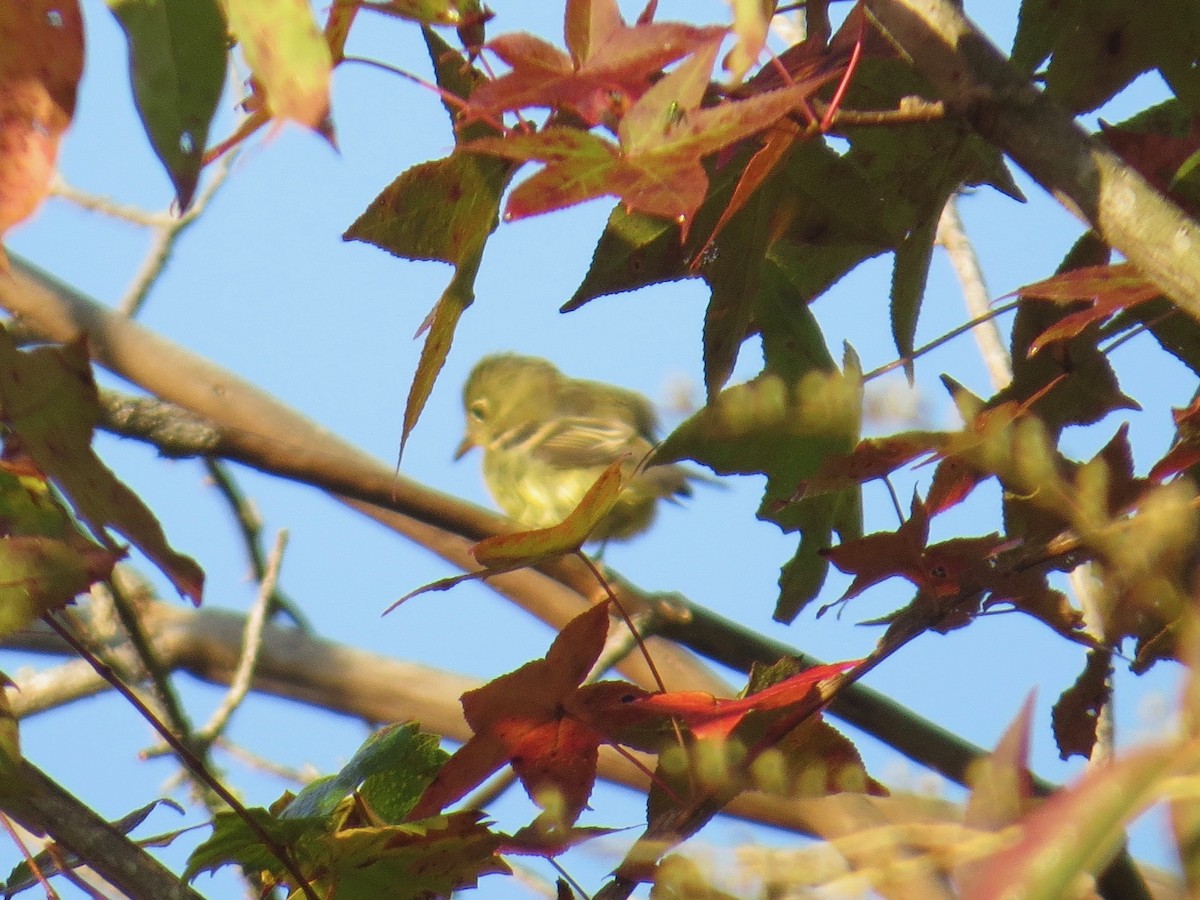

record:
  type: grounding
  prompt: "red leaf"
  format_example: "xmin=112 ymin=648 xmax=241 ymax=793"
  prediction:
xmin=1102 ymin=119 xmax=1200 ymax=199
xmin=467 ymin=50 xmax=836 ymax=235
xmin=587 ymin=660 xmax=858 ymax=742
xmin=799 ymin=432 xmax=946 ymax=498
xmin=468 ymin=11 xmax=723 ymax=127
xmin=410 ymin=601 xmax=616 ymax=826
xmin=1011 ymin=263 xmax=1161 ymax=353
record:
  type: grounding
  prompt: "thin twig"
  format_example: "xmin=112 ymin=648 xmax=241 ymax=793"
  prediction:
xmin=118 ymin=151 xmax=237 ymax=317
xmin=198 ymin=530 xmax=288 ymax=743
xmin=213 ymin=737 xmax=319 ymax=785
xmin=863 ymin=300 xmax=1019 ymax=381
xmin=0 ymin=812 xmax=58 ymax=898
xmin=202 ymin=458 xmax=309 ymax=628
xmin=936 ymin=196 xmax=1011 ymax=391
xmin=577 ymin=553 xmax=668 ymax=693
xmin=100 ymin=575 xmax=196 ymax=753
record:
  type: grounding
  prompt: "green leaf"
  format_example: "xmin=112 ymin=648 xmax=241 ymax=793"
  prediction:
xmin=774 ymin=491 xmax=860 ymax=623
xmin=701 ymin=185 xmax=771 ymax=398
xmin=1012 ymin=0 xmax=1200 ymax=114
xmin=562 ymin=205 xmax=691 ymax=311
xmin=1011 ymin=0 xmax=1068 ymax=73
xmin=0 ymin=331 xmax=203 ymax=603
xmin=754 ymin=262 xmax=836 ymax=380
xmin=422 ymin=27 xmax=494 ymax=142
xmin=655 ymin=360 xmax=861 ymax=482
xmin=284 ymin=723 xmax=448 ymax=824
xmin=106 ymin=0 xmax=226 ymax=210
xmin=185 ymin=808 xmax=325 ymax=881
xmin=344 ymin=153 xmax=513 ymax=267
xmin=890 ymin=210 xmax=938 ymax=382
xmin=657 ymin=345 xmax=862 ymax=620
xmin=0 ymin=537 xmax=117 ymax=639
xmin=308 ymin=812 xmax=507 ymax=899
xmin=0 ymin=682 xmax=17 ymax=773
xmin=344 ymin=149 xmax=514 ymax=466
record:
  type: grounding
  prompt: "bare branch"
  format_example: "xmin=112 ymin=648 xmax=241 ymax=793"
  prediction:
xmin=197 ymin=530 xmax=287 ymax=743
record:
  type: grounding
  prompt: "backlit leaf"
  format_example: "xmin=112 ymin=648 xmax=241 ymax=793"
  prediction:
xmin=107 ymin=0 xmax=226 ymax=209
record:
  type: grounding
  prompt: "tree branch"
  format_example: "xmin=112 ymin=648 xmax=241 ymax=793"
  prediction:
xmin=863 ymin=0 xmax=1200 ymax=320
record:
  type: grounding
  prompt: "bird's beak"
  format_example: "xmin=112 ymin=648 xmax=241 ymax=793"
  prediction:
xmin=453 ymin=434 xmax=475 ymax=460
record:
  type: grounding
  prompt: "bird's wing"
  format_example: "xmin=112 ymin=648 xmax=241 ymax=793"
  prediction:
xmin=528 ymin=415 xmax=652 ymax=469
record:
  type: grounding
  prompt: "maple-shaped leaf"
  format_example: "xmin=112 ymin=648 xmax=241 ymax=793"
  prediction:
xmin=303 ymin=813 xmax=509 ymax=898
xmin=0 ymin=1 xmax=83 ymax=261
xmin=187 ymin=807 xmax=508 ymax=895
xmin=466 ymin=0 xmax=724 ymax=127
xmin=466 ymin=42 xmax=837 ymax=237
xmin=822 ymin=493 xmax=1006 ymax=605
xmin=283 ymin=723 xmax=448 ymax=825
xmin=1011 ymin=0 xmax=1200 ymax=115
xmin=1012 ymin=262 xmax=1162 ymax=354
xmin=346 ymin=30 xmax=518 ymax=464
xmin=408 ymin=601 xmax=627 ymax=830
xmin=658 ymin=345 xmax=862 ymax=621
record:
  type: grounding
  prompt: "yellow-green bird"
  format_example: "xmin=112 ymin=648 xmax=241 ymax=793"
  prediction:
xmin=456 ymin=353 xmax=693 ymax=543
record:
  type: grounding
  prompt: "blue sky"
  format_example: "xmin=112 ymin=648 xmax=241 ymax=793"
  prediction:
xmin=3 ymin=1 xmax=1188 ymax=895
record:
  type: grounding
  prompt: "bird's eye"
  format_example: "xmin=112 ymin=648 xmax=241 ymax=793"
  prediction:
xmin=468 ymin=399 xmax=489 ymax=421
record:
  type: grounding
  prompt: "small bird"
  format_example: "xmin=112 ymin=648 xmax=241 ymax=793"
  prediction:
xmin=456 ymin=353 xmax=693 ymax=543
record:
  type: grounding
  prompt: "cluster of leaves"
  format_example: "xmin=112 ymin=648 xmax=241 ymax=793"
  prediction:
xmin=184 ymin=602 xmax=876 ymax=896
xmin=0 ymin=334 xmax=202 ymax=765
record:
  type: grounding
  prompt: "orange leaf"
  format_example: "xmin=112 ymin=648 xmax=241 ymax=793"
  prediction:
xmin=470 ymin=457 xmax=625 ymax=567
xmin=0 ymin=1 xmax=83 ymax=257
xmin=409 ymin=601 xmax=620 ymax=828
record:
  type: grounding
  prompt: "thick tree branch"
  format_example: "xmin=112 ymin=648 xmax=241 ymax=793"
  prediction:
xmin=864 ymin=0 xmax=1200 ymax=319
xmin=0 ymin=761 xmax=202 ymax=900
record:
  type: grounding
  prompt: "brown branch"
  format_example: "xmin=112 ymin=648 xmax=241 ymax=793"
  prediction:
xmin=863 ymin=0 xmax=1200 ymax=323
xmin=0 ymin=760 xmax=203 ymax=900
